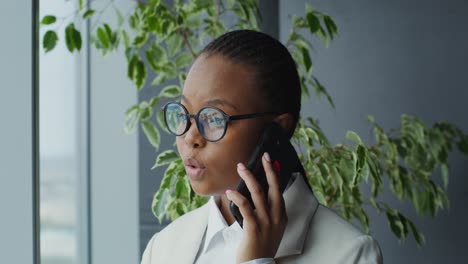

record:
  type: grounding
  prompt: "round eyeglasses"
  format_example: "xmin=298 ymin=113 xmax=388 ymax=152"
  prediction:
xmin=163 ymin=102 xmax=278 ymax=142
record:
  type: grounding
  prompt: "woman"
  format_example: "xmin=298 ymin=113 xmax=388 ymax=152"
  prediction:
xmin=141 ymin=30 xmax=383 ymax=264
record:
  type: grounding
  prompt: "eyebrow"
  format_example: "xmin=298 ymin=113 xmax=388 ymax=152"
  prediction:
xmin=181 ymin=94 xmax=239 ymax=111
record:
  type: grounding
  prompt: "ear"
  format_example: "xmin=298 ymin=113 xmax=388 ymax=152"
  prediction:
xmin=273 ymin=113 xmax=294 ymax=136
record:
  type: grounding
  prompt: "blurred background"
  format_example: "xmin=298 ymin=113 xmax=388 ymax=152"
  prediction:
xmin=1 ymin=0 xmax=467 ymax=263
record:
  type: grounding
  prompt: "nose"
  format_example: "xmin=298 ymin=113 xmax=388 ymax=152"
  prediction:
xmin=183 ymin=119 xmax=206 ymax=148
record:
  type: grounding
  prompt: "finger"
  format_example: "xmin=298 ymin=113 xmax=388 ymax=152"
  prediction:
xmin=262 ymin=152 xmax=281 ymax=193
xmin=225 ymin=189 xmax=256 ymax=227
xmin=236 ymin=163 xmax=269 ymax=220
xmin=262 ymin=152 xmax=287 ymax=224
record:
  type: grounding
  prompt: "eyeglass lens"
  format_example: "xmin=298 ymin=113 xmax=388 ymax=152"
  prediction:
xmin=165 ymin=103 xmax=227 ymax=141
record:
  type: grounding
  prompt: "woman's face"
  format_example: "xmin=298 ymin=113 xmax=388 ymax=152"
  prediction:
xmin=176 ymin=54 xmax=270 ymax=196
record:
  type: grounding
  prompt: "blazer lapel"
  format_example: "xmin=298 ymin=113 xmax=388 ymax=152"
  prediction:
xmin=162 ymin=204 xmax=209 ymax=264
xmin=275 ymin=173 xmax=319 ymax=258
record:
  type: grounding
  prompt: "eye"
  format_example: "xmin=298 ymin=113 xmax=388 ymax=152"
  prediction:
xmin=176 ymin=112 xmax=187 ymax=120
xmin=214 ymin=117 xmax=224 ymax=125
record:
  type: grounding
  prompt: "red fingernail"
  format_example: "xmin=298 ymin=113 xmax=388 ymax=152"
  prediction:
xmin=273 ymin=160 xmax=281 ymax=173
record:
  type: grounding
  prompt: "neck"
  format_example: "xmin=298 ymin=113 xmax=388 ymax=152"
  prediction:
xmin=218 ymin=194 xmax=236 ymax=225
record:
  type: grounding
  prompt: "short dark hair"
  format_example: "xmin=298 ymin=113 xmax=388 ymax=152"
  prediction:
xmin=200 ymin=30 xmax=301 ymax=138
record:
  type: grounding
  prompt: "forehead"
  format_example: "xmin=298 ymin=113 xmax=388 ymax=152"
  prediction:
xmin=182 ymin=54 xmax=263 ymax=112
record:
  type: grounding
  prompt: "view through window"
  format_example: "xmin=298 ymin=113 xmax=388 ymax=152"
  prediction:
xmin=39 ymin=1 xmax=87 ymax=263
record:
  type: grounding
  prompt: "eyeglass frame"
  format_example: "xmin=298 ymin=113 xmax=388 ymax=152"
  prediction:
xmin=162 ymin=101 xmax=280 ymax=142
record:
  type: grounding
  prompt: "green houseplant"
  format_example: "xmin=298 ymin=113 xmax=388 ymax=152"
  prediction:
xmin=42 ymin=0 xmax=468 ymax=247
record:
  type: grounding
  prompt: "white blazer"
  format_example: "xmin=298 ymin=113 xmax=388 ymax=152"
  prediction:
xmin=141 ymin=174 xmax=383 ymax=264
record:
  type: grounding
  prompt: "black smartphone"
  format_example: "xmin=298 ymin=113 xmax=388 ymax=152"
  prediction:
xmin=229 ymin=122 xmax=304 ymax=227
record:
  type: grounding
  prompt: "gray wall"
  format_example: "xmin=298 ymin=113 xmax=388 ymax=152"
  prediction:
xmin=89 ymin=1 xmax=139 ymax=263
xmin=0 ymin=0 xmax=37 ymax=263
xmin=280 ymin=0 xmax=468 ymax=263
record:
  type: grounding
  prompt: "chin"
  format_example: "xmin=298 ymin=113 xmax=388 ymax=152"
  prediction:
xmin=189 ymin=181 xmax=226 ymax=197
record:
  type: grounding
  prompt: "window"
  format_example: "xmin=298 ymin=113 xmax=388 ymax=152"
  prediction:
xmin=39 ymin=1 xmax=88 ymax=263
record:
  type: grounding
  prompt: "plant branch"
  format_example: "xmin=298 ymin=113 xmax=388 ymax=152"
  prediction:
xmin=90 ymin=0 xmax=115 ymax=31
xmin=178 ymin=28 xmax=197 ymax=59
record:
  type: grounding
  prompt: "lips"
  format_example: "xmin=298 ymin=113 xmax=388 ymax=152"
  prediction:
xmin=183 ymin=158 xmax=207 ymax=181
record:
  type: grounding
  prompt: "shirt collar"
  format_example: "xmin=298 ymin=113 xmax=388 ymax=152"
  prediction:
xmin=203 ymin=196 xmax=243 ymax=253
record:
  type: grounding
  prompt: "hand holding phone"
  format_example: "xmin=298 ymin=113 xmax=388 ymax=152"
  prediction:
xmin=229 ymin=122 xmax=304 ymax=227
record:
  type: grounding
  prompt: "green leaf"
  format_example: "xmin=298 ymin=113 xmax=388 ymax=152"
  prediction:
xmin=175 ymin=53 xmax=192 ymax=68
xmin=440 ymin=163 xmax=449 ymax=189
xmin=41 ymin=15 xmax=56 ymax=25
xmin=338 ymin=154 xmax=356 ymax=182
xmin=152 ymin=73 xmax=168 ymax=86
xmin=72 ymin=26 xmax=82 ymax=50
xmin=124 ymin=105 xmax=140 ymax=134
xmin=159 ymin=85 xmax=181 ymax=98
xmin=157 ymin=110 xmax=170 ymax=134
xmin=149 ymin=96 xmax=159 ymax=108
xmin=128 ymin=55 xmax=147 ymax=90
xmin=354 ymin=208 xmax=370 ymax=233
xmin=316 ymin=26 xmax=329 ymax=48
xmin=323 ymin=15 xmax=338 ymax=39
xmin=176 ymin=178 xmax=189 ymax=198
xmin=178 ymin=72 xmax=187 ymax=87
xmin=386 ymin=210 xmax=403 ymax=239
xmin=152 ymin=188 xmax=170 ymax=223
xmin=356 ymin=144 xmax=367 ymax=174
xmin=97 ymin=26 xmax=111 ymax=49
xmin=152 ymin=150 xmax=180 ymax=169
xmin=311 ymin=77 xmax=335 ymax=109
xmin=346 ymin=130 xmax=363 ymax=144
xmin=458 ymin=136 xmax=468 ymax=154
xmin=299 ymin=45 xmax=312 ymax=74
xmin=43 ymin=31 xmax=58 ymax=53
xmin=408 ymin=219 xmax=426 ymax=246
xmin=133 ymin=32 xmax=149 ymax=48
xmin=146 ymin=42 xmax=167 ymax=71
xmin=121 ymin=30 xmax=130 ymax=48
xmin=65 ymin=24 xmax=75 ymax=52
xmin=64 ymin=23 xmax=81 ymax=52
xmin=129 ymin=14 xmax=139 ymax=30
xmin=167 ymin=33 xmax=184 ymax=57
xmin=368 ymin=198 xmax=381 ymax=213
xmin=163 ymin=61 xmax=178 ymax=79
xmin=306 ymin=11 xmax=320 ymax=33
xmin=141 ymin=121 xmax=161 ymax=150
xmin=227 ymin=0 xmax=235 ymax=9
xmin=83 ymin=9 xmax=95 ymax=19
xmin=139 ymin=101 xmax=153 ymax=121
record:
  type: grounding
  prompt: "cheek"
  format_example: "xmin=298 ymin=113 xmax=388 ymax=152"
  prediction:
xmin=222 ymin=121 xmax=264 ymax=162
xmin=176 ymin=136 xmax=183 ymax=152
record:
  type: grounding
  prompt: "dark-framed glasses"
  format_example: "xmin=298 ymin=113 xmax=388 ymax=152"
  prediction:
xmin=163 ymin=102 xmax=278 ymax=142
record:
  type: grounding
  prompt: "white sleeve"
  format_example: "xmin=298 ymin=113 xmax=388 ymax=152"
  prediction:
xmin=242 ymin=258 xmax=276 ymax=264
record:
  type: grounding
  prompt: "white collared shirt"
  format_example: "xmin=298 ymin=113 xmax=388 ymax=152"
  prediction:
xmin=194 ymin=196 xmax=275 ymax=264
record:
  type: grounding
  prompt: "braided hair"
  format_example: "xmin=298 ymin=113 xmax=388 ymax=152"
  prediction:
xmin=199 ymin=30 xmax=301 ymax=138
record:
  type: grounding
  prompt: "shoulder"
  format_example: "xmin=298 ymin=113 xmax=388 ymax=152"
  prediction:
xmin=141 ymin=203 xmax=209 ymax=263
xmin=156 ymin=203 xmax=209 ymax=240
xmin=299 ymin=205 xmax=383 ymax=263
xmin=312 ymin=204 xmax=364 ymax=239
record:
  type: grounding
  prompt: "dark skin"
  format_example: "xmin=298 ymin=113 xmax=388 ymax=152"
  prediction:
xmin=176 ymin=54 xmax=293 ymax=263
